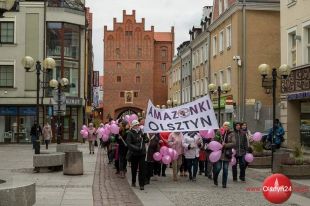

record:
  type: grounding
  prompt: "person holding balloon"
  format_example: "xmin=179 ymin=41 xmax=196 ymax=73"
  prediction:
xmin=146 ymin=133 xmax=161 ymax=183
xmin=159 ymin=132 xmax=171 ymax=177
xmin=116 ymin=120 xmax=129 ymax=178
xmin=212 ymin=122 xmax=235 ymax=188
xmin=87 ymin=123 xmax=97 ymax=154
xmin=182 ymin=131 xmax=202 ymax=181
xmin=126 ymin=119 xmax=149 ymax=190
xmin=232 ymin=122 xmax=248 ymax=182
xmin=168 ymin=132 xmax=184 ymax=181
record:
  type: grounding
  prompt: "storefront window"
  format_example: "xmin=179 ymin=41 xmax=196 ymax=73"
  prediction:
xmin=301 ymin=102 xmax=310 ymax=148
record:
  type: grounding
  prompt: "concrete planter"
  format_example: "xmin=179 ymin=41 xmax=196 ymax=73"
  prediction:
xmin=0 ymin=180 xmax=35 ymax=206
xmin=279 ymin=164 xmax=310 ymax=179
xmin=248 ymin=155 xmax=271 ymax=168
xmin=56 ymin=144 xmax=78 ymax=153
xmin=33 ymin=152 xmax=65 ymax=172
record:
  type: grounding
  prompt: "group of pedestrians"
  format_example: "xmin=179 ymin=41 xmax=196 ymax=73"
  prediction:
xmin=83 ymin=117 xmax=256 ymax=191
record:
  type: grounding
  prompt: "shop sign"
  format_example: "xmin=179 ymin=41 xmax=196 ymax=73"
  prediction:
xmin=66 ymin=97 xmax=83 ymax=105
xmin=287 ymin=91 xmax=310 ymax=101
xmin=19 ymin=107 xmax=36 ymax=116
xmin=0 ymin=107 xmax=17 ymax=116
xmin=212 ymin=96 xmax=226 ymax=109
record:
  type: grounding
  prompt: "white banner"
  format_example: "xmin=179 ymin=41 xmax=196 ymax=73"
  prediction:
xmin=144 ymin=95 xmax=219 ymax=133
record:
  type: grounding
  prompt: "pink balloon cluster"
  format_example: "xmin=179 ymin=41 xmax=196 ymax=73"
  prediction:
xmin=124 ymin=114 xmax=139 ymax=124
xmin=80 ymin=129 xmax=88 ymax=139
xmin=199 ymin=130 xmax=215 ymax=139
xmin=153 ymin=146 xmax=178 ymax=165
xmin=110 ymin=124 xmax=120 ymax=135
xmin=208 ymin=141 xmax=224 ymax=163
xmin=252 ymin=132 xmax=262 ymax=142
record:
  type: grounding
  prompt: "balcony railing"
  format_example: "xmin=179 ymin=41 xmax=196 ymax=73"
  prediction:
xmin=47 ymin=0 xmax=84 ymax=12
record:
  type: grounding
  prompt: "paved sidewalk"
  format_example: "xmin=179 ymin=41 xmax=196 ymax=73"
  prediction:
xmin=93 ymin=148 xmax=143 ymax=206
xmin=125 ymin=164 xmax=310 ymax=206
xmin=0 ymin=143 xmax=96 ymax=206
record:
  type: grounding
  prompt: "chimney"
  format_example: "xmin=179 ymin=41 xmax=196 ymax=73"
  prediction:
xmin=132 ymin=10 xmax=136 ymax=16
xmin=151 ymin=26 xmax=154 ymax=32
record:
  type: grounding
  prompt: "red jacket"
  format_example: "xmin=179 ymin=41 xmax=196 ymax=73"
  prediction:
xmin=159 ymin=132 xmax=171 ymax=147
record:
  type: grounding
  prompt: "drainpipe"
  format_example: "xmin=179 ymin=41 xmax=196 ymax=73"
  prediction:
xmin=242 ymin=0 xmax=247 ymax=122
xmin=177 ymin=53 xmax=183 ymax=104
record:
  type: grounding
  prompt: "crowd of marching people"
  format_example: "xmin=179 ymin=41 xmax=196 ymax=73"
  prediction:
xmin=80 ymin=114 xmax=279 ymax=190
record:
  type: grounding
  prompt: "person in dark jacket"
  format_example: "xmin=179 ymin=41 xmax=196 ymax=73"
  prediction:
xmin=146 ymin=133 xmax=160 ymax=183
xmin=126 ymin=119 xmax=149 ymax=190
xmin=203 ymin=137 xmax=213 ymax=179
xmin=232 ymin=122 xmax=248 ymax=182
xmin=30 ymin=121 xmax=42 ymax=149
xmin=116 ymin=120 xmax=129 ymax=178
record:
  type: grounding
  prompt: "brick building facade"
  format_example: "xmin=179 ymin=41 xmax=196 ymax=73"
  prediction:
xmin=103 ymin=10 xmax=174 ymax=121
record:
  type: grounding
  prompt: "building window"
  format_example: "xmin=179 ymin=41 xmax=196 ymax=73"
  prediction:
xmin=197 ymin=50 xmax=201 ymax=65
xmin=120 ymin=92 xmax=124 ymax=97
xmin=224 ymin=0 xmax=228 ymax=10
xmin=117 ymin=62 xmax=121 ymax=69
xmin=0 ymin=22 xmax=14 ymax=44
xmin=137 ymin=48 xmax=142 ymax=58
xmin=214 ymin=73 xmax=218 ymax=85
xmin=116 ymin=76 xmax=121 ymax=82
xmin=136 ymin=76 xmax=140 ymax=83
xmin=219 ymin=70 xmax=224 ymax=85
xmin=288 ymin=31 xmax=297 ymax=67
xmin=161 ymin=49 xmax=167 ymax=60
xmin=116 ymin=48 xmax=120 ymax=58
xmin=306 ymin=27 xmax=310 ymax=64
xmin=134 ymin=92 xmax=138 ymax=97
xmin=227 ymin=67 xmax=232 ymax=84
xmin=0 ymin=65 xmax=14 ymax=88
xmin=213 ymin=36 xmax=217 ymax=56
xmin=161 ymin=76 xmax=166 ymax=83
xmin=136 ymin=62 xmax=141 ymax=70
xmin=205 ymin=43 xmax=209 ymax=61
xmin=193 ymin=82 xmax=196 ymax=97
xmin=226 ymin=25 xmax=231 ymax=48
xmin=219 ymin=31 xmax=224 ymax=52
xmin=219 ymin=0 xmax=223 ymax=15
xmin=125 ymin=31 xmax=132 ymax=36
xmin=161 ymin=63 xmax=166 ymax=73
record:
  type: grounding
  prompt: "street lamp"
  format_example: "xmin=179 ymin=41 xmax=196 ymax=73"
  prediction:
xmin=49 ymin=78 xmax=69 ymax=144
xmin=22 ymin=56 xmax=56 ymax=153
xmin=258 ymin=63 xmax=291 ymax=173
xmin=167 ymin=99 xmax=178 ymax=108
xmin=0 ymin=0 xmax=15 ymax=18
xmin=208 ymin=83 xmax=231 ymax=125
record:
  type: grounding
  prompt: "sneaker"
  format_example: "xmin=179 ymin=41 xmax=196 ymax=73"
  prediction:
xmin=131 ymin=183 xmax=136 ymax=187
xmin=213 ymin=179 xmax=218 ymax=186
xmin=192 ymin=177 xmax=197 ymax=182
xmin=233 ymin=178 xmax=237 ymax=182
xmin=222 ymin=185 xmax=227 ymax=188
xmin=239 ymin=177 xmax=245 ymax=182
xmin=199 ymin=171 xmax=202 ymax=175
xmin=140 ymin=186 xmax=144 ymax=190
xmin=115 ymin=171 xmax=120 ymax=174
xmin=162 ymin=173 xmax=166 ymax=177
xmin=207 ymin=175 xmax=212 ymax=180
xmin=151 ymin=176 xmax=158 ymax=181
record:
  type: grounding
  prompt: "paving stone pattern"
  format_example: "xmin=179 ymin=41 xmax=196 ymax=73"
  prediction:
xmin=93 ymin=148 xmax=143 ymax=206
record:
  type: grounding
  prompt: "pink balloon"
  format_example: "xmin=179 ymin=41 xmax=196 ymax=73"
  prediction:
xmin=232 ymin=148 xmax=236 ymax=156
xmin=153 ymin=152 xmax=162 ymax=161
xmin=111 ymin=120 xmax=116 ymax=124
xmin=209 ymin=150 xmax=222 ymax=163
xmin=167 ymin=148 xmax=174 ymax=158
xmin=110 ymin=124 xmax=120 ymax=134
xmin=230 ymin=157 xmax=237 ymax=166
xmin=252 ymin=132 xmax=262 ymax=142
xmin=125 ymin=115 xmax=130 ymax=121
xmin=208 ymin=141 xmax=223 ymax=151
xmin=199 ymin=130 xmax=208 ymax=138
xmin=207 ymin=130 xmax=215 ymax=139
xmin=101 ymin=133 xmax=109 ymax=142
xmin=80 ymin=130 xmax=85 ymax=135
xmin=160 ymin=146 xmax=168 ymax=156
xmin=162 ymin=155 xmax=172 ymax=165
xmin=245 ymin=153 xmax=254 ymax=163
xmin=131 ymin=114 xmax=138 ymax=121
xmin=172 ymin=150 xmax=178 ymax=160
xmin=82 ymin=125 xmax=88 ymax=131
xmin=82 ymin=131 xmax=88 ymax=138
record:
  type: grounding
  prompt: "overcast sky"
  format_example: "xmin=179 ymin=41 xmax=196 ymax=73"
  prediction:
xmin=85 ymin=0 xmax=213 ymax=73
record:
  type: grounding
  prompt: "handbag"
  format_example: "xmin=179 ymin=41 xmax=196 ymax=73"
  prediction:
xmin=223 ymin=132 xmax=233 ymax=159
xmin=126 ymin=150 xmax=133 ymax=162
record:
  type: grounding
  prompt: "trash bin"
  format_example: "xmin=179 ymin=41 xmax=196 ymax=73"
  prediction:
xmin=34 ymin=140 xmax=40 ymax=154
xmin=63 ymin=151 xmax=83 ymax=175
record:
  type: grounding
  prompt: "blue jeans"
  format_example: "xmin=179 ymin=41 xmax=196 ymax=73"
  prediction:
xmin=186 ymin=158 xmax=198 ymax=179
xmin=213 ymin=160 xmax=229 ymax=186
xmin=232 ymin=155 xmax=246 ymax=180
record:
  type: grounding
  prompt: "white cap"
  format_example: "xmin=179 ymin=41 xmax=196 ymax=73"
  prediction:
xmin=131 ymin=120 xmax=139 ymax=127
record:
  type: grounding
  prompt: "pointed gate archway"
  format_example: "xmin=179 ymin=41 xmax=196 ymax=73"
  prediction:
xmin=115 ymin=107 xmax=143 ymax=120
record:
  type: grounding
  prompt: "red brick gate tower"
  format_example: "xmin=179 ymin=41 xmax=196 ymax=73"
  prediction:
xmin=103 ymin=10 xmax=174 ymax=121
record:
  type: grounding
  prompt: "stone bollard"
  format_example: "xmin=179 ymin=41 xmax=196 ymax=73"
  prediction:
xmin=63 ymin=151 xmax=83 ymax=175
xmin=272 ymin=150 xmax=290 ymax=173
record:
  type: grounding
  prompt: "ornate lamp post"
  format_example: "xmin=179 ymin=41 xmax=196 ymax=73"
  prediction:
xmin=208 ymin=83 xmax=231 ymax=125
xmin=167 ymin=99 xmax=178 ymax=108
xmin=22 ymin=56 xmax=56 ymax=153
xmin=49 ymin=78 xmax=69 ymax=144
xmin=258 ymin=63 xmax=291 ymax=173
